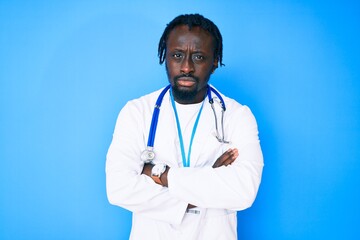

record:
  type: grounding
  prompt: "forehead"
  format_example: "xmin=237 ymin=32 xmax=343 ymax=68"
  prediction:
xmin=166 ymin=25 xmax=214 ymax=50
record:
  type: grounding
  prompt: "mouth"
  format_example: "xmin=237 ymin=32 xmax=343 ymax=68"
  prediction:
xmin=175 ymin=77 xmax=197 ymax=88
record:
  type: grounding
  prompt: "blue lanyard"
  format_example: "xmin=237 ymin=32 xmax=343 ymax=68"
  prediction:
xmin=143 ymin=84 xmax=227 ymax=163
xmin=170 ymin=88 xmax=205 ymax=167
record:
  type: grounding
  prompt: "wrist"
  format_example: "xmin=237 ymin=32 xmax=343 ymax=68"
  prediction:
xmin=142 ymin=163 xmax=154 ymax=176
xmin=160 ymin=166 xmax=169 ymax=187
xmin=151 ymin=163 xmax=167 ymax=186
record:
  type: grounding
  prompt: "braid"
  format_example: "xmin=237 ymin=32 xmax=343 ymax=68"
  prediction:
xmin=158 ymin=14 xmax=224 ymax=66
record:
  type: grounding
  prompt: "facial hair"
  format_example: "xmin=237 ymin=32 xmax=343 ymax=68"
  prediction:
xmin=165 ymin=64 xmax=200 ymax=102
xmin=171 ymin=74 xmax=200 ymax=102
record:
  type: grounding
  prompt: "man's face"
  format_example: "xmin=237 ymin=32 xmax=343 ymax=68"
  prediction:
xmin=165 ymin=25 xmax=218 ymax=104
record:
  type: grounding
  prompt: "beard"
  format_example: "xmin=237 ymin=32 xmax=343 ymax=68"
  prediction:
xmin=165 ymin=63 xmax=201 ymax=102
xmin=171 ymin=75 xmax=200 ymax=102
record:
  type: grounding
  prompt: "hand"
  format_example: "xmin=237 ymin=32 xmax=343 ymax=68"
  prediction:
xmin=141 ymin=163 xmax=169 ymax=187
xmin=141 ymin=163 xmax=153 ymax=177
xmin=212 ymin=148 xmax=238 ymax=168
xmin=187 ymin=204 xmax=196 ymax=209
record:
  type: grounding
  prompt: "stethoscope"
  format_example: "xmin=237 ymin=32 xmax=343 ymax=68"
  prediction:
xmin=141 ymin=84 xmax=229 ymax=163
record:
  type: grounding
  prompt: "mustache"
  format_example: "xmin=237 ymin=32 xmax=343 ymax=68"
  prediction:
xmin=174 ymin=74 xmax=199 ymax=82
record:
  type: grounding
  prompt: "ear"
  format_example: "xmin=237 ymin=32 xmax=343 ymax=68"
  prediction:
xmin=212 ymin=60 xmax=219 ymax=73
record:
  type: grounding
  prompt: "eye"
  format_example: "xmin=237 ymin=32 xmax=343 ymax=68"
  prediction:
xmin=192 ymin=54 xmax=205 ymax=62
xmin=172 ymin=53 xmax=183 ymax=59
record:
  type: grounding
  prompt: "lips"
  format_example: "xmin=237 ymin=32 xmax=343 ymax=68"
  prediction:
xmin=176 ymin=77 xmax=196 ymax=87
xmin=177 ymin=78 xmax=196 ymax=87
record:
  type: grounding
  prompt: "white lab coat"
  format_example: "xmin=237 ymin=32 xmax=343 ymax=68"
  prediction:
xmin=106 ymin=86 xmax=264 ymax=240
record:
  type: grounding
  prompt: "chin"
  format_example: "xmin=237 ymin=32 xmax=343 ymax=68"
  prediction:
xmin=172 ymin=85 xmax=198 ymax=102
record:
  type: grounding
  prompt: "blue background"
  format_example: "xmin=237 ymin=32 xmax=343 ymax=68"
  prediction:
xmin=1 ymin=0 xmax=359 ymax=239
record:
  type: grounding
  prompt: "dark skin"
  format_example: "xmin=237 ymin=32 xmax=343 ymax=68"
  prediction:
xmin=142 ymin=25 xmax=239 ymax=208
xmin=165 ymin=25 xmax=218 ymax=104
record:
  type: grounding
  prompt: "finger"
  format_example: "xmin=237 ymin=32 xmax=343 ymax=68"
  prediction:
xmin=230 ymin=149 xmax=239 ymax=159
xmin=220 ymin=149 xmax=239 ymax=166
xmin=222 ymin=148 xmax=236 ymax=158
xmin=218 ymin=149 xmax=237 ymax=162
xmin=213 ymin=148 xmax=239 ymax=168
xmin=222 ymin=159 xmax=234 ymax=166
xmin=225 ymin=149 xmax=238 ymax=159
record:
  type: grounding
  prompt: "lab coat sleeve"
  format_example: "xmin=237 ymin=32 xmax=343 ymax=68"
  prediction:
xmin=167 ymin=105 xmax=264 ymax=210
xmin=106 ymin=101 xmax=188 ymax=225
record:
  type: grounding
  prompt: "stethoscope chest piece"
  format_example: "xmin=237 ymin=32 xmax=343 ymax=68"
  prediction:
xmin=141 ymin=84 xmax=229 ymax=164
xmin=141 ymin=148 xmax=155 ymax=163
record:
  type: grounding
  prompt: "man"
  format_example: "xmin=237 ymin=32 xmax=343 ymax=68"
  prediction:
xmin=106 ymin=14 xmax=263 ymax=239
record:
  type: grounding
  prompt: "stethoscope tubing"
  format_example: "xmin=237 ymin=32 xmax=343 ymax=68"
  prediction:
xmin=147 ymin=84 xmax=171 ymax=148
xmin=146 ymin=84 xmax=227 ymax=150
xmin=207 ymin=86 xmax=226 ymax=111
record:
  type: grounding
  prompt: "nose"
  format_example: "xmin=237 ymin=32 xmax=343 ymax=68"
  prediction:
xmin=180 ymin=55 xmax=194 ymax=75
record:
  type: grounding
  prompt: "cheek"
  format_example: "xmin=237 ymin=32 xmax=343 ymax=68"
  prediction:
xmin=198 ymin=65 xmax=214 ymax=77
xmin=165 ymin=62 xmax=177 ymax=80
xmin=166 ymin=61 xmax=179 ymax=74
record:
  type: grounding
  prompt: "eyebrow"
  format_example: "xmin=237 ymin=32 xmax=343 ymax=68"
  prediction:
xmin=170 ymin=48 xmax=206 ymax=55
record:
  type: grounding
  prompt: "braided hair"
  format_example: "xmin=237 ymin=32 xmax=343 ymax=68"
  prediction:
xmin=158 ymin=14 xmax=224 ymax=66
